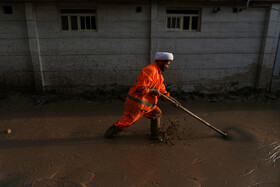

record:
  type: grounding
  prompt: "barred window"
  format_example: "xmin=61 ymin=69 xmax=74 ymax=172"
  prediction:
xmin=60 ymin=9 xmax=97 ymax=31
xmin=166 ymin=9 xmax=200 ymax=31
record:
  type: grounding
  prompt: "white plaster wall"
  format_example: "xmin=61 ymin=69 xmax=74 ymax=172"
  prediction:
xmin=156 ymin=4 xmax=267 ymax=92
xmin=0 ymin=3 xmax=34 ymax=89
xmin=259 ymin=4 xmax=280 ymax=91
xmin=1 ymin=1 xmax=275 ymax=94
xmin=35 ymin=2 xmax=269 ymax=93
xmin=34 ymin=2 xmax=151 ymax=93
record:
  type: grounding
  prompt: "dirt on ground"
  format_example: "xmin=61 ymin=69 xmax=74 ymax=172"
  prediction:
xmin=0 ymin=92 xmax=279 ymax=186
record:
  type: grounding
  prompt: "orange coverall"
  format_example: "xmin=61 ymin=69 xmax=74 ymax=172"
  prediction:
xmin=115 ymin=61 xmax=170 ymax=130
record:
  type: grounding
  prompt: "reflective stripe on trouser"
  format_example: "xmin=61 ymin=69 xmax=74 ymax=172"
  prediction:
xmin=115 ymin=96 xmax=162 ymax=130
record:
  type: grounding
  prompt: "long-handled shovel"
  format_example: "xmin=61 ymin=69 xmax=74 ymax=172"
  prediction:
xmin=160 ymin=93 xmax=228 ymax=137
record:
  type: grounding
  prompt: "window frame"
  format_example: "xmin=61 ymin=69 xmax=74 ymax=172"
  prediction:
xmin=166 ymin=8 xmax=201 ymax=32
xmin=59 ymin=9 xmax=97 ymax=32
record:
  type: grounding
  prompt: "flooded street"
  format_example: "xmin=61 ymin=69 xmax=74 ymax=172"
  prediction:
xmin=0 ymin=94 xmax=279 ymax=186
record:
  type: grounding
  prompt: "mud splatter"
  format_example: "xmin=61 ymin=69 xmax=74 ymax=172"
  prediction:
xmin=161 ymin=121 xmax=181 ymax=144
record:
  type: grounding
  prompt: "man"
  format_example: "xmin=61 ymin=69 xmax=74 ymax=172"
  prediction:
xmin=104 ymin=52 xmax=179 ymax=140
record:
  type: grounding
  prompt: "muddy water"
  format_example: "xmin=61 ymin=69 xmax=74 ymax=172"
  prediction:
xmin=0 ymin=94 xmax=279 ymax=186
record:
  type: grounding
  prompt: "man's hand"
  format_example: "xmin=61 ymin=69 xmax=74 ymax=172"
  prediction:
xmin=149 ymin=88 xmax=160 ymax=96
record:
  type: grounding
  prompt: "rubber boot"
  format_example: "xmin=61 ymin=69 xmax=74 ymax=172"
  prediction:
xmin=150 ymin=118 xmax=164 ymax=141
xmin=104 ymin=124 xmax=120 ymax=139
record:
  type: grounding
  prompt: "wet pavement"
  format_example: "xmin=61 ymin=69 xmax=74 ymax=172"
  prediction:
xmin=0 ymin=94 xmax=279 ymax=186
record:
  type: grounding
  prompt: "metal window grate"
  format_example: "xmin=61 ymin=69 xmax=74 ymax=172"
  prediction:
xmin=166 ymin=9 xmax=200 ymax=31
xmin=60 ymin=9 xmax=97 ymax=31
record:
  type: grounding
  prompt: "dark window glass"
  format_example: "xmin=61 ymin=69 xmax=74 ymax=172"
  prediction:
xmin=183 ymin=16 xmax=190 ymax=30
xmin=61 ymin=9 xmax=95 ymax=14
xmin=167 ymin=9 xmax=199 ymax=14
xmin=192 ymin=16 xmax=198 ymax=30
xmin=61 ymin=16 xmax=69 ymax=30
xmin=136 ymin=7 xmax=142 ymax=13
xmin=167 ymin=17 xmax=171 ymax=28
xmin=80 ymin=16 xmax=85 ymax=29
xmin=91 ymin=16 xmax=96 ymax=29
xmin=71 ymin=16 xmax=78 ymax=30
xmin=172 ymin=17 xmax=176 ymax=28
xmin=176 ymin=17 xmax=180 ymax=29
xmin=86 ymin=16 xmax=90 ymax=29
xmin=2 ymin=6 xmax=13 ymax=14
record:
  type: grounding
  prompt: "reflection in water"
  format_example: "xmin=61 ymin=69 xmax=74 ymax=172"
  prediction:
xmin=265 ymin=142 xmax=280 ymax=163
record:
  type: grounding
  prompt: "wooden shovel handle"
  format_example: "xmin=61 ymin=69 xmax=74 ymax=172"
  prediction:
xmin=160 ymin=93 xmax=227 ymax=137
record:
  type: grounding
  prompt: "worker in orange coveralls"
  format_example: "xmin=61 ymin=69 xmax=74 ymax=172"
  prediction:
xmin=105 ymin=52 xmax=180 ymax=141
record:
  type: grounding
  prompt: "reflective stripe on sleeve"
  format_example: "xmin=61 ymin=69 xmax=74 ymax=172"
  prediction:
xmin=127 ymin=94 xmax=156 ymax=107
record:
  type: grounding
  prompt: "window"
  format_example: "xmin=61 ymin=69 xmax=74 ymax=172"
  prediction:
xmin=2 ymin=6 xmax=13 ymax=14
xmin=60 ymin=9 xmax=97 ymax=31
xmin=166 ymin=9 xmax=200 ymax=31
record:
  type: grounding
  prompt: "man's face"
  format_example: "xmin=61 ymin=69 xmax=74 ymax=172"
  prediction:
xmin=158 ymin=60 xmax=171 ymax=72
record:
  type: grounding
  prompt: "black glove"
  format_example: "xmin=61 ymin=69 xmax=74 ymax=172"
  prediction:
xmin=149 ymin=88 xmax=160 ymax=96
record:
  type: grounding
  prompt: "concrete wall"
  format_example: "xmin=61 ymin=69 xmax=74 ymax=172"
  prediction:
xmin=155 ymin=3 xmax=268 ymax=92
xmin=267 ymin=4 xmax=280 ymax=92
xmin=34 ymin=2 xmax=151 ymax=94
xmin=0 ymin=3 xmax=34 ymax=91
xmin=1 ymin=1 xmax=279 ymax=94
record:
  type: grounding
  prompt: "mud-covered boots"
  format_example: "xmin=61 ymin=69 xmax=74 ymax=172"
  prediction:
xmin=104 ymin=124 xmax=121 ymax=139
xmin=150 ymin=118 xmax=165 ymax=141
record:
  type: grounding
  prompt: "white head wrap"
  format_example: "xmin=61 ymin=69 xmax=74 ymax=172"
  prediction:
xmin=155 ymin=52 xmax=174 ymax=61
